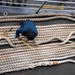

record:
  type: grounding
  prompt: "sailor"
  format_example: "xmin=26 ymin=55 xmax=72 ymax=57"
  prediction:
xmin=16 ymin=20 xmax=38 ymax=42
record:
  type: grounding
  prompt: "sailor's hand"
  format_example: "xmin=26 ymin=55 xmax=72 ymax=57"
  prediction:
xmin=24 ymin=40 xmax=28 ymax=43
xmin=18 ymin=37 xmax=22 ymax=40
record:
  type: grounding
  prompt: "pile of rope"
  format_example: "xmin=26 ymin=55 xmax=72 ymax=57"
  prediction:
xmin=0 ymin=13 xmax=75 ymax=74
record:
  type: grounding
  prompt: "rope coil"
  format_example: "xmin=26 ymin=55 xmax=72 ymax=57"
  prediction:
xmin=0 ymin=14 xmax=75 ymax=74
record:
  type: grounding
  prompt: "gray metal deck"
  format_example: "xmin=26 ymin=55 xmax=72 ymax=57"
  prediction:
xmin=0 ymin=0 xmax=75 ymax=15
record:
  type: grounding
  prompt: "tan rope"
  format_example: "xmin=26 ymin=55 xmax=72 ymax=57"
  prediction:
xmin=0 ymin=24 xmax=75 ymax=46
xmin=0 ymin=16 xmax=75 ymax=22
xmin=0 ymin=14 xmax=75 ymax=73
xmin=0 ymin=13 xmax=73 ymax=19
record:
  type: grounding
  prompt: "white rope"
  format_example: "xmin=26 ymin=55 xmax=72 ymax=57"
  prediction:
xmin=0 ymin=24 xmax=75 ymax=46
xmin=0 ymin=36 xmax=16 ymax=47
xmin=34 ymin=59 xmax=75 ymax=66
xmin=58 ymin=59 xmax=75 ymax=64
xmin=0 ymin=13 xmax=73 ymax=19
xmin=0 ymin=16 xmax=75 ymax=22
xmin=0 ymin=15 xmax=75 ymax=73
xmin=60 ymin=31 xmax=75 ymax=45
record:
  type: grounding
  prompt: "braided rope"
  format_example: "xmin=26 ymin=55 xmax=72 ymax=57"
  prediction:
xmin=0 ymin=14 xmax=75 ymax=73
xmin=0 ymin=24 xmax=75 ymax=74
xmin=0 ymin=16 xmax=75 ymax=22
xmin=60 ymin=31 xmax=75 ymax=44
xmin=0 ymin=13 xmax=73 ymax=19
xmin=0 ymin=24 xmax=75 ymax=46
xmin=0 ymin=36 xmax=16 ymax=47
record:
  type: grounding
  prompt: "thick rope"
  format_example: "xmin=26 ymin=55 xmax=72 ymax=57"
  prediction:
xmin=0 ymin=16 xmax=75 ymax=22
xmin=0 ymin=24 xmax=75 ymax=46
xmin=0 ymin=14 xmax=75 ymax=73
xmin=0 ymin=13 xmax=73 ymax=19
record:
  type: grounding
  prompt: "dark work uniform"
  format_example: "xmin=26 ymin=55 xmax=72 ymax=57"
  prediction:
xmin=16 ymin=20 xmax=38 ymax=39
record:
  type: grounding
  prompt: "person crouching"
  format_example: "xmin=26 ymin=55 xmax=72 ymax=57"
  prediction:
xmin=16 ymin=20 xmax=38 ymax=43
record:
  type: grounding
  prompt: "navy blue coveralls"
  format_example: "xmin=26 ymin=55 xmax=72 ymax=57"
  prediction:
xmin=16 ymin=20 xmax=38 ymax=38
